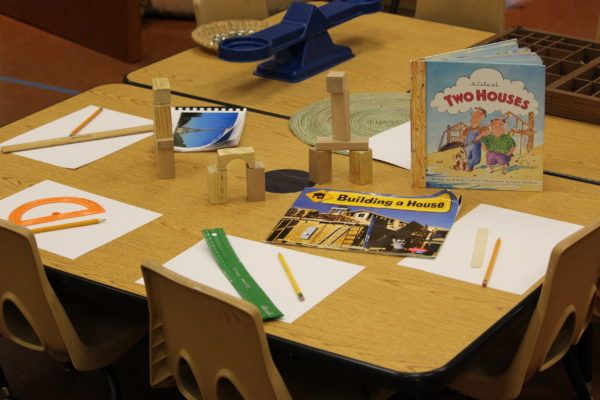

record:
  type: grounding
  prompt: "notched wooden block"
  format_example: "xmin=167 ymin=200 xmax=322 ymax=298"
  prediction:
xmin=217 ymin=146 xmax=256 ymax=170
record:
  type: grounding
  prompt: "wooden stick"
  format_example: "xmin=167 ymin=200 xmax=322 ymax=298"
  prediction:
xmin=30 ymin=218 xmax=106 ymax=234
xmin=482 ymin=238 xmax=501 ymax=288
xmin=470 ymin=228 xmax=489 ymax=268
xmin=278 ymin=252 xmax=305 ymax=301
xmin=1 ymin=124 xmax=153 ymax=153
xmin=69 ymin=107 xmax=103 ymax=137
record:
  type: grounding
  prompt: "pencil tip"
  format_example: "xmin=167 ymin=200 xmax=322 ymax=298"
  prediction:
xmin=298 ymin=293 xmax=305 ymax=301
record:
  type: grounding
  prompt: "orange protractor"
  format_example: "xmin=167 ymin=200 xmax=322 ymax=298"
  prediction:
xmin=8 ymin=197 xmax=105 ymax=227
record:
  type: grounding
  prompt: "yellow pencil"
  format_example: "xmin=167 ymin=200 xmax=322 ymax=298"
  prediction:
xmin=69 ymin=107 xmax=103 ymax=137
xmin=277 ymin=252 xmax=305 ymax=301
xmin=30 ymin=218 xmax=106 ymax=234
xmin=482 ymin=238 xmax=501 ymax=288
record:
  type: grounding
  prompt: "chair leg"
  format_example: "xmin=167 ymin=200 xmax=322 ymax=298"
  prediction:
xmin=572 ymin=324 xmax=594 ymax=387
xmin=562 ymin=350 xmax=592 ymax=400
xmin=389 ymin=0 xmax=400 ymax=14
xmin=0 ymin=362 xmax=14 ymax=400
xmin=101 ymin=366 xmax=121 ymax=400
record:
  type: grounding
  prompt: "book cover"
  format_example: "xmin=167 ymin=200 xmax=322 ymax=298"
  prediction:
xmin=170 ymin=107 xmax=247 ymax=152
xmin=411 ymin=40 xmax=545 ymax=191
xmin=265 ymin=187 xmax=461 ymax=258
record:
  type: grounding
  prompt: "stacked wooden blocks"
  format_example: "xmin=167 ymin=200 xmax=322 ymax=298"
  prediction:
xmin=309 ymin=71 xmax=373 ymax=185
xmin=208 ymin=147 xmax=266 ymax=204
xmin=152 ymin=78 xmax=175 ymax=179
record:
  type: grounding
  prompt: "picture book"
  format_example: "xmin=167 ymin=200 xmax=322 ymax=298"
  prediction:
xmin=170 ymin=107 xmax=246 ymax=152
xmin=410 ymin=40 xmax=545 ymax=191
xmin=265 ymin=187 xmax=461 ymax=258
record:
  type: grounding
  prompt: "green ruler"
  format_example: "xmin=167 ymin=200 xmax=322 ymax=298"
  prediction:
xmin=202 ymin=228 xmax=283 ymax=320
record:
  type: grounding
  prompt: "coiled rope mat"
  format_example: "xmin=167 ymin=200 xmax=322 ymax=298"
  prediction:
xmin=289 ymin=92 xmax=411 ymax=151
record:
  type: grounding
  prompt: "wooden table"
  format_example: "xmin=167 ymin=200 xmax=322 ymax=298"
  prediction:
xmin=126 ymin=9 xmax=490 ymax=118
xmin=1 ymin=84 xmax=599 ymax=391
xmin=125 ymin=9 xmax=600 ymax=184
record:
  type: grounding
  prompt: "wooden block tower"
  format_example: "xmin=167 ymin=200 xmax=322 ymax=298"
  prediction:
xmin=309 ymin=71 xmax=373 ymax=184
xmin=152 ymin=78 xmax=175 ymax=179
xmin=207 ymin=147 xmax=266 ymax=204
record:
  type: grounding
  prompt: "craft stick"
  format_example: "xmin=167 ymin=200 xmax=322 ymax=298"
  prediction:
xmin=1 ymin=124 xmax=153 ymax=153
xmin=30 ymin=218 xmax=106 ymax=234
xmin=69 ymin=107 xmax=103 ymax=137
xmin=278 ymin=252 xmax=305 ymax=301
xmin=482 ymin=238 xmax=501 ymax=288
xmin=470 ymin=228 xmax=489 ymax=268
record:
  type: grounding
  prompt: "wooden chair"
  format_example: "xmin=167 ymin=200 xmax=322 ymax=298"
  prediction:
xmin=0 ymin=220 xmax=147 ymax=400
xmin=141 ymin=261 xmax=292 ymax=400
xmin=450 ymin=219 xmax=600 ymax=400
xmin=192 ymin=0 xmax=270 ymax=26
xmin=415 ymin=0 xmax=505 ymax=33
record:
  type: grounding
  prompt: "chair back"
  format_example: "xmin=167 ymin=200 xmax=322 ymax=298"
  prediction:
xmin=415 ymin=0 xmax=505 ymax=33
xmin=498 ymin=219 xmax=600 ymax=397
xmin=0 ymin=220 xmax=73 ymax=361
xmin=141 ymin=261 xmax=292 ymax=400
xmin=193 ymin=0 xmax=269 ymax=26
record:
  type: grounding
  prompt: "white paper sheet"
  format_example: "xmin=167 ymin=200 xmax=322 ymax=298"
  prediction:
xmin=399 ymin=204 xmax=582 ymax=294
xmin=0 ymin=180 xmax=161 ymax=259
xmin=369 ymin=121 xmax=412 ymax=169
xmin=0 ymin=106 xmax=153 ymax=169
xmin=136 ymin=235 xmax=364 ymax=323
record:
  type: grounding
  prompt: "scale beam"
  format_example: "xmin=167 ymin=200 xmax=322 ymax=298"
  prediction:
xmin=218 ymin=0 xmax=381 ymax=82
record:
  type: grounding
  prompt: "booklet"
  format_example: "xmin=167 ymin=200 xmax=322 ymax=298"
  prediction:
xmin=265 ymin=188 xmax=461 ymax=258
xmin=170 ymin=107 xmax=247 ymax=152
xmin=410 ymin=39 xmax=545 ymax=191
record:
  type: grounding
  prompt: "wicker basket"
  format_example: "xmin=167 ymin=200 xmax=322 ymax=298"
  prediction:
xmin=191 ymin=19 xmax=269 ymax=53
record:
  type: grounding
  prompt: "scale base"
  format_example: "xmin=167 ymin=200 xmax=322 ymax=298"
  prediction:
xmin=254 ymin=33 xmax=354 ymax=83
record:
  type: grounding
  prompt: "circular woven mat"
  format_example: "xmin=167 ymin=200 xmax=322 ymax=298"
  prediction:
xmin=289 ymin=92 xmax=410 ymax=148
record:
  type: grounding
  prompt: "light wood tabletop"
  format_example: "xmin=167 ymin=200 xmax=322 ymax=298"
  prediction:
xmin=126 ymin=8 xmax=491 ymax=117
xmin=1 ymin=84 xmax=599 ymax=384
xmin=125 ymin=8 xmax=600 ymax=183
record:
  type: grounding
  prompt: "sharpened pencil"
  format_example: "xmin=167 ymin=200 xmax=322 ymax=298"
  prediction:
xmin=69 ymin=107 xmax=103 ymax=137
xmin=482 ymin=238 xmax=501 ymax=288
xmin=277 ymin=252 xmax=305 ymax=301
xmin=30 ymin=218 xmax=106 ymax=234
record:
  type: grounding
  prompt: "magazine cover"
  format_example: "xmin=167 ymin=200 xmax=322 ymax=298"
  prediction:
xmin=265 ymin=188 xmax=461 ymax=258
xmin=411 ymin=40 xmax=545 ymax=191
xmin=170 ymin=107 xmax=247 ymax=152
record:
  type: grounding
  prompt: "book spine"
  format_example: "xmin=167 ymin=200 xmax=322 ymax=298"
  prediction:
xmin=410 ymin=59 xmax=427 ymax=188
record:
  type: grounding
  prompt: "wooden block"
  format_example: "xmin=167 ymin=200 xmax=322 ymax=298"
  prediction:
xmin=152 ymin=78 xmax=171 ymax=106
xmin=207 ymin=165 xmax=227 ymax=204
xmin=217 ymin=146 xmax=255 ymax=171
xmin=326 ymin=71 xmax=346 ymax=93
xmin=410 ymin=59 xmax=427 ymax=188
xmin=315 ymin=137 xmax=369 ymax=151
xmin=153 ymin=104 xmax=172 ymax=140
xmin=349 ymin=149 xmax=373 ymax=185
xmin=330 ymin=91 xmax=350 ymax=141
xmin=156 ymin=138 xmax=175 ymax=179
xmin=246 ymin=161 xmax=265 ymax=202
xmin=308 ymin=148 xmax=332 ymax=184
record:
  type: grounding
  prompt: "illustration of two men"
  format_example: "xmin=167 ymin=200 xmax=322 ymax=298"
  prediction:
xmin=461 ymin=107 xmax=516 ymax=174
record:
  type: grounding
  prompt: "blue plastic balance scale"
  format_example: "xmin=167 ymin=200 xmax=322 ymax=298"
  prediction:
xmin=218 ymin=0 xmax=382 ymax=83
